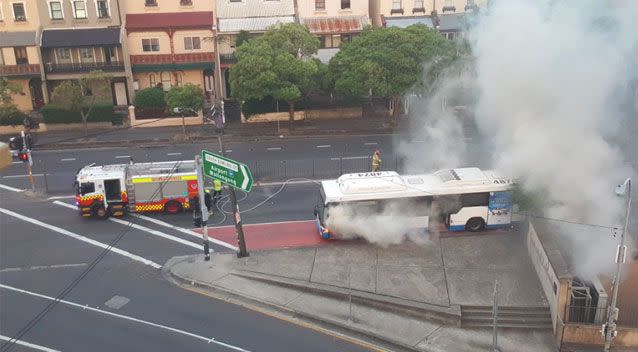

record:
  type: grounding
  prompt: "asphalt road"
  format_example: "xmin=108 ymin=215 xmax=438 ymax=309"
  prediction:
xmin=0 ymin=188 xmax=368 ymax=352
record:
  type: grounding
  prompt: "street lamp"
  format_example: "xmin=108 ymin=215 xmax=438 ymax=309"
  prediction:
xmin=604 ymin=178 xmax=631 ymax=351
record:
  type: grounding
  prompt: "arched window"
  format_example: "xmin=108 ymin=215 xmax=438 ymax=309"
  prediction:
xmin=160 ymin=72 xmax=171 ymax=91
xmin=149 ymin=74 xmax=156 ymax=88
xmin=176 ymin=73 xmax=183 ymax=87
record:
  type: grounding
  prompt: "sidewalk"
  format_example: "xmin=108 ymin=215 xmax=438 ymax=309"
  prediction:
xmin=5 ymin=117 xmax=402 ymax=150
xmin=164 ymin=233 xmax=558 ymax=352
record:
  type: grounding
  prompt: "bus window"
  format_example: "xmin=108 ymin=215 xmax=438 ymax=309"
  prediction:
xmin=461 ymin=192 xmax=489 ymax=207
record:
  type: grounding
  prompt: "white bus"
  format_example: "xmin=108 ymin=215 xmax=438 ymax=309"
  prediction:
xmin=314 ymin=168 xmax=517 ymax=239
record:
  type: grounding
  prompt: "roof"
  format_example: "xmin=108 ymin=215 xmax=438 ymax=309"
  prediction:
xmin=301 ymin=16 xmax=368 ymax=35
xmin=216 ymin=0 xmax=294 ymax=19
xmin=438 ymin=13 xmax=465 ymax=31
xmin=41 ymin=27 xmax=120 ymax=48
xmin=382 ymin=15 xmax=434 ymax=28
xmin=218 ymin=16 xmax=295 ymax=33
xmin=0 ymin=31 xmax=37 ymax=47
xmin=126 ymin=12 xmax=213 ymax=31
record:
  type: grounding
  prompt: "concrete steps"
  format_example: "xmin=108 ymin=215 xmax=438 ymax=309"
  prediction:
xmin=461 ymin=305 xmax=553 ymax=329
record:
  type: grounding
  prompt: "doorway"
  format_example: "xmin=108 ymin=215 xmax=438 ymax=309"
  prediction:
xmin=28 ymin=78 xmax=44 ymax=109
xmin=113 ymin=82 xmax=128 ymax=106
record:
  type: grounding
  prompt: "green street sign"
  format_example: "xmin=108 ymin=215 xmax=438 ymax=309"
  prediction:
xmin=201 ymin=150 xmax=254 ymax=192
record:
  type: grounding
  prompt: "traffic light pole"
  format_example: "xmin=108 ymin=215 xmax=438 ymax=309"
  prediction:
xmin=195 ymin=155 xmax=210 ymax=261
xmin=21 ymin=130 xmax=35 ymax=191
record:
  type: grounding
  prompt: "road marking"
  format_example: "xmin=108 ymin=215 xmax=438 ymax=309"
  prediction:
xmin=0 ymin=263 xmax=87 ymax=273
xmin=316 ymin=145 xmax=331 ymax=148
xmin=47 ymin=195 xmax=75 ymax=200
xmin=266 ymin=147 xmax=281 ymax=151
xmin=167 ymin=152 xmax=182 ymax=156
xmin=60 ymin=158 xmax=76 ymax=161
xmin=0 ymin=334 xmax=61 ymax=352
xmin=364 ymin=142 xmax=378 ymax=145
xmin=0 ymin=184 xmax=24 ymax=192
xmin=411 ymin=140 xmax=426 ymax=143
xmin=131 ymin=214 xmax=238 ymax=251
xmin=11 ymin=161 xmax=22 ymax=164
xmin=0 ymin=284 xmax=251 ymax=352
xmin=105 ymin=295 xmax=130 ymax=310
xmin=0 ymin=207 xmax=161 ymax=269
xmin=52 ymin=200 xmax=202 ymax=251
xmin=2 ymin=174 xmax=44 ymax=178
xmin=330 ymin=156 xmax=368 ymax=161
xmin=115 ymin=155 xmax=131 ymax=159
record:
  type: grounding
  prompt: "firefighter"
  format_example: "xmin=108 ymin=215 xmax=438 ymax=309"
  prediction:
xmin=204 ymin=189 xmax=212 ymax=212
xmin=371 ymin=150 xmax=382 ymax=172
xmin=213 ymin=178 xmax=222 ymax=204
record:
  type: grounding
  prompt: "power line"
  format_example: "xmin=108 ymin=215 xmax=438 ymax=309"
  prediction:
xmin=0 ymin=161 xmax=184 ymax=352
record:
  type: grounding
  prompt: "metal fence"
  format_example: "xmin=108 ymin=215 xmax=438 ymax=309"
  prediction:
xmin=566 ymin=305 xmax=608 ymax=325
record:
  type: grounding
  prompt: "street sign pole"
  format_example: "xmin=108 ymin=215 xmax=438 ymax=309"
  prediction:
xmin=216 ymin=135 xmax=249 ymax=258
xmin=195 ymin=155 xmax=210 ymax=261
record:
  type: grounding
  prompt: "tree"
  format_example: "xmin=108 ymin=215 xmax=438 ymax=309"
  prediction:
xmin=235 ymin=30 xmax=251 ymax=48
xmin=328 ymin=25 xmax=462 ymax=121
xmin=50 ymin=70 xmax=112 ymax=135
xmin=165 ymin=83 xmax=204 ymax=139
xmin=0 ymin=77 xmax=23 ymax=106
xmin=230 ymin=23 xmax=320 ymax=129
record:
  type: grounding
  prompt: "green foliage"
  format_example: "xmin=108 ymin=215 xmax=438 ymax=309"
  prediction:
xmin=0 ymin=77 xmax=23 ymax=105
xmin=51 ymin=80 xmax=84 ymax=112
xmin=230 ymin=23 xmax=320 ymax=108
xmin=0 ymin=105 xmax=26 ymax=126
xmin=134 ymin=87 xmax=166 ymax=109
xmin=241 ymin=96 xmax=278 ymax=117
xmin=328 ymin=24 xmax=462 ymax=99
xmin=41 ymin=104 xmax=115 ymax=124
xmin=165 ymin=84 xmax=204 ymax=112
xmin=235 ymin=30 xmax=251 ymax=48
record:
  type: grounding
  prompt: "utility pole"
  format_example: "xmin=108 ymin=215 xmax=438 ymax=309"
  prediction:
xmin=492 ymin=280 xmax=499 ymax=352
xmin=195 ymin=155 xmax=210 ymax=261
xmin=210 ymin=11 xmax=248 ymax=258
xmin=21 ymin=130 xmax=35 ymax=191
xmin=604 ymin=178 xmax=631 ymax=351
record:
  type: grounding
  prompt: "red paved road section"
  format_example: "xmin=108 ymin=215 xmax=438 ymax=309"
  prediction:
xmin=193 ymin=220 xmax=329 ymax=250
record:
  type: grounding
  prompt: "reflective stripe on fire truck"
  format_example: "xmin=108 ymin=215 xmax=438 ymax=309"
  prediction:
xmin=132 ymin=175 xmax=198 ymax=184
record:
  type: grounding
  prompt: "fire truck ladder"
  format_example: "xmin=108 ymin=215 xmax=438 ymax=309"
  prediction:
xmin=126 ymin=177 xmax=136 ymax=213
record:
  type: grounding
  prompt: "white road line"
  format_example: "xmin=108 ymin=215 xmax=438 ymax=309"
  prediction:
xmin=411 ymin=140 xmax=426 ymax=143
xmin=3 ymin=174 xmax=44 ymax=178
xmin=0 ymin=334 xmax=61 ymax=352
xmin=0 ymin=263 xmax=88 ymax=273
xmin=0 ymin=184 xmax=24 ymax=192
xmin=115 ymin=155 xmax=131 ymax=159
xmin=266 ymin=147 xmax=281 ymax=151
xmin=316 ymin=145 xmax=331 ymax=148
xmin=330 ymin=156 xmax=368 ymax=160
xmin=0 ymin=284 xmax=251 ymax=352
xmin=11 ymin=161 xmax=22 ymax=164
xmin=52 ymin=201 xmax=201 ymax=251
xmin=0 ymin=207 xmax=161 ymax=269
xmin=364 ymin=142 xmax=378 ymax=145
xmin=47 ymin=195 xmax=75 ymax=200
xmin=131 ymin=214 xmax=238 ymax=251
xmin=60 ymin=158 xmax=76 ymax=161
xmin=225 ymin=150 xmax=232 ymax=153
xmin=167 ymin=152 xmax=182 ymax=156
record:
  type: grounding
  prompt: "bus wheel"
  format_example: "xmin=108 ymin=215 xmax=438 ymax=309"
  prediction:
xmin=164 ymin=200 xmax=183 ymax=215
xmin=92 ymin=205 xmax=108 ymax=220
xmin=465 ymin=217 xmax=485 ymax=232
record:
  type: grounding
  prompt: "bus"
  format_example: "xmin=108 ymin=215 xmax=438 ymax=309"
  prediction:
xmin=314 ymin=168 xmax=518 ymax=239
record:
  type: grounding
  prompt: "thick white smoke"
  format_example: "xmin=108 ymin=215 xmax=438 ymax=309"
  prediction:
xmin=470 ymin=0 xmax=637 ymax=276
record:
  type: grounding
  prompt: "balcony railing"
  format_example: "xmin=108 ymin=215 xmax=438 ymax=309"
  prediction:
xmin=220 ymin=53 xmax=237 ymax=65
xmin=0 ymin=64 xmax=41 ymax=76
xmin=45 ymin=61 xmax=124 ymax=74
xmin=130 ymin=53 xmax=215 ymax=65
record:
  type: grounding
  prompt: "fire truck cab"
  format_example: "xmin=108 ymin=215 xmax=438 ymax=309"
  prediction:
xmin=74 ymin=160 xmax=199 ymax=219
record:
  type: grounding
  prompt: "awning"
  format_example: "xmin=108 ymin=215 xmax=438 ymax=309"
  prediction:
xmin=41 ymin=28 xmax=120 ymax=48
xmin=0 ymin=31 xmax=37 ymax=47
xmin=302 ymin=16 xmax=368 ymax=35
xmin=218 ymin=16 xmax=295 ymax=33
xmin=381 ymin=15 xmax=434 ymax=29
xmin=126 ymin=12 xmax=213 ymax=31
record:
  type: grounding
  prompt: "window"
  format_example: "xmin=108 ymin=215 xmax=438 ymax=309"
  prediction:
xmin=79 ymin=182 xmax=95 ymax=195
xmin=341 ymin=34 xmax=352 ymax=44
xmin=0 ymin=5 xmax=3 ymax=21
xmin=142 ymin=38 xmax=160 ymax=52
xmin=321 ymin=35 xmax=341 ymax=49
xmin=49 ymin=1 xmax=63 ymax=20
xmin=414 ymin=0 xmax=424 ymax=8
xmin=392 ymin=0 xmax=401 ymax=9
xmin=340 ymin=0 xmax=350 ymax=9
xmin=315 ymin=0 xmax=325 ymax=10
xmin=175 ymin=73 xmax=183 ymax=87
xmin=180 ymin=0 xmax=192 ymax=5
xmin=0 ymin=51 xmax=4 ymax=65
xmin=73 ymin=1 xmax=87 ymax=18
xmin=149 ymin=74 xmax=156 ymax=87
xmin=12 ymin=3 xmax=26 ymax=21
xmin=145 ymin=0 xmax=157 ymax=6
xmin=79 ymin=47 xmax=94 ymax=62
xmin=461 ymin=193 xmax=489 ymax=207
xmin=184 ymin=37 xmax=201 ymax=50
xmin=55 ymin=48 xmax=71 ymax=62
xmin=14 ymin=47 xmax=28 ymax=64
xmin=160 ymin=71 xmax=171 ymax=91
xmin=96 ymin=0 xmax=109 ymax=18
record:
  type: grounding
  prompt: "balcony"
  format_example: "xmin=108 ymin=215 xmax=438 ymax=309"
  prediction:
xmin=220 ymin=53 xmax=237 ymax=65
xmin=44 ymin=61 xmax=125 ymax=74
xmin=0 ymin=64 xmax=41 ymax=77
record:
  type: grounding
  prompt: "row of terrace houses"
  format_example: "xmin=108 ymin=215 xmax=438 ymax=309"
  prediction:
xmin=0 ymin=0 xmax=483 ymax=113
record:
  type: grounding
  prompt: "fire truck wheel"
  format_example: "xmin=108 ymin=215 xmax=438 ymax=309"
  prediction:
xmin=164 ymin=200 xmax=183 ymax=214
xmin=92 ymin=205 xmax=108 ymax=219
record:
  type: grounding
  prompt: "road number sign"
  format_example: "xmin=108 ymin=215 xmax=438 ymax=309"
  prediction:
xmin=201 ymin=150 xmax=253 ymax=192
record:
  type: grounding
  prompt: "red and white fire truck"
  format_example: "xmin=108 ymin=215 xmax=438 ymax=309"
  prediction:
xmin=74 ymin=160 xmax=199 ymax=219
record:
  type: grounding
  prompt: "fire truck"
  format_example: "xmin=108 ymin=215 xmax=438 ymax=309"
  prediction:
xmin=74 ymin=160 xmax=199 ymax=219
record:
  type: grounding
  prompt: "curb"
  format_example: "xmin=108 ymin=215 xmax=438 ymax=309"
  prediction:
xmin=162 ymin=256 xmax=428 ymax=352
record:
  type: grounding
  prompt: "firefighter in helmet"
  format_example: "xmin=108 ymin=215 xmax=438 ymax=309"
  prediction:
xmin=213 ymin=178 xmax=222 ymax=204
xmin=371 ymin=150 xmax=382 ymax=172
